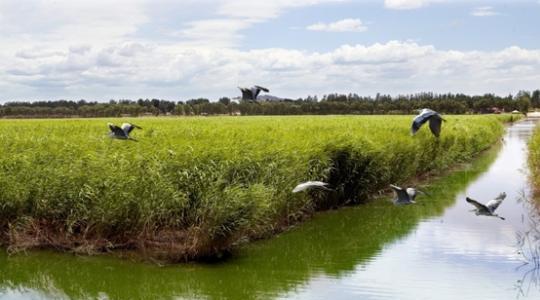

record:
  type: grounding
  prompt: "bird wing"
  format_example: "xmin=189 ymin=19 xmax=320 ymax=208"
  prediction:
xmin=466 ymin=197 xmax=489 ymax=212
xmin=121 ymin=123 xmax=141 ymax=134
xmin=238 ymin=87 xmax=254 ymax=100
xmin=486 ymin=198 xmax=504 ymax=212
xmin=292 ymin=181 xmax=329 ymax=193
xmin=108 ymin=123 xmax=127 ymax=137
xmin=390 ymin=184 xmax=411 ymax=204
xmin=411 ymin=109 xmax=438 ymax=135
xmin=428 ymin=115 xmax=443 ymax=137
xmin=121 ymin=123 xmax=134 ymax=134
xmin=254 ymin=85 xmax=269 ymax=92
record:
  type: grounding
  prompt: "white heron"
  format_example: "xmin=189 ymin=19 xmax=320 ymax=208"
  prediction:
xmin=292 ymin=181 xmax=331 ymax=193
xmin=238 ymin=85 xmax=269 ymax=102
xmin=108 ymin=123 xmax=142 ymax=141
xmin=466 ymin=192 xmax=506 ymax=220
xmin=411 ymin=108 xmax=445 ymax=137
xmin=389 ymin=184 xmax=426 ymax=205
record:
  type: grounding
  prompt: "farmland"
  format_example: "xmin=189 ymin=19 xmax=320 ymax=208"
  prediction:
xmin=0 ymin=115 xmax=517 ymax=261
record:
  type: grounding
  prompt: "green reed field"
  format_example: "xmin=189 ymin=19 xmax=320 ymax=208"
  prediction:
xmin=528 ymin=124 xmax=540 ymax=194
xmin=0 ymin=115 xmax=516 ymax=261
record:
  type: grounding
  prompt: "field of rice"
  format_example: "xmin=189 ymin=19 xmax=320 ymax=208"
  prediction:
xmin=528 ymin=123 xmax=540 ymax=194
xmin=0 ymin=115 xmax=516 ymax=261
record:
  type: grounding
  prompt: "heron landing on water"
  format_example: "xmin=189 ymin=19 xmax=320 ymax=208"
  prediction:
xmin=108 ymin=123 xmax=142 ymax=141
xmin=389 ymin=184 xmax=427 ymax=205
xmin=411 ymin=108 xmax=446 ymax=137
xmin=292 ymin=181 xmax=331 ymax=193
xmin=466 ymin=192 xmax=506 ymax=220
xmin=238 ymin=85 xmax=269 ymax=102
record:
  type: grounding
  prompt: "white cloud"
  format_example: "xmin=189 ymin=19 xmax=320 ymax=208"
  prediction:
xmin=384 ymin=0 xmax=438 ymax=10
xmin=216 ymin=0 xmax=346 ymax=19
xmin=471 ymin=6 xmax=499 ymax=17
xmin=0 ymin=0 xmax=148 ymax=48
xmin=0 ymin=0 xmax=538 ymax=101
xmin=307 ymin=18 xmax=367 ymax=32
xmin=2 ymin=41 xmax=540 ymax=101
xmin=176 ymin=0 xmax=346 ymax=47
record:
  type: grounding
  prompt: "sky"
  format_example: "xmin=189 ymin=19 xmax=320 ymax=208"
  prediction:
xmin=1 ymin=0 xmax=540 ymax=102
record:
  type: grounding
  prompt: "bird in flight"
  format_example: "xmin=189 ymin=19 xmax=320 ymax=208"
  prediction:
xmin=389 ymin=184 xmax=426 ymax=205
xmin=466 ymin=192 xmax=506 ymax=220
xmin=411 ymin=108 xmax=445 ymax=137
xmin=292 ymin=181 xmax=331 ymax=193
xmin=108 ymin=123 xmax=142 ymax=141
xmin=238 ymin=85 xmax=270 ymax=102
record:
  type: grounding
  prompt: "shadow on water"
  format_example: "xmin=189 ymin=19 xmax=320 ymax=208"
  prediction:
xmin=0 ymin=143 xmax=502 ymax=299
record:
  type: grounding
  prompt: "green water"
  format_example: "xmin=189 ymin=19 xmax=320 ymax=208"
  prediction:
xmin=0 ymin=136 xmax=503 ymax=299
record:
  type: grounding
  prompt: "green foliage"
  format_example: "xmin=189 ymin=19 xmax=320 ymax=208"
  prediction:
xmin=0 ymin=115 xmax=514 ymax=259
xmin=529 ymin=125 xmax=540 ymax=193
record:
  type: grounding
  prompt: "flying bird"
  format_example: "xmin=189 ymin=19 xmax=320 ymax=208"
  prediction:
xmin=238 ymin=85 xmax=270 ymax=101
xmin=389 ymin=184 xmax=426 ymax=205
xmin=466 ymin=192 xmax=506 ymax=220
xmin=292 ymin=181 xmax=331 ymax=193
xmin=411 ymin=108 xmax=445 ymax=137
xmin=108 ymin=123 xmax=142 ymax=141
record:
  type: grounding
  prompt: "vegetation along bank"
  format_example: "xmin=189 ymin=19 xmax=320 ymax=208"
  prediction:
xmin=0 ymin=115 xmax=517 ymax=261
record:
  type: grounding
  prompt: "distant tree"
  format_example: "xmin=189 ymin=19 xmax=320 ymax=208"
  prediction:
xmin=531 ymin=90 xmax=540 ymax=108
xmin=218 ymin=97 xmax=231 ymax=105
xmin=516 ymin=92 xmax=532 ymax=113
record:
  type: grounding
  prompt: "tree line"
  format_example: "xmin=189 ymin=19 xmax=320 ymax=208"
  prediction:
xmin=0 ymin=90 xmax=538 ymax=118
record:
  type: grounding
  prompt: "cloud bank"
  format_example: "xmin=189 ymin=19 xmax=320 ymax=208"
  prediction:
xmin=307 ymin=19 xmax=368 ymax=32
xmin=0 ymin=0 xmax=538 ymax=101
xmin=2 ymin=41 xmax=540 ymax=101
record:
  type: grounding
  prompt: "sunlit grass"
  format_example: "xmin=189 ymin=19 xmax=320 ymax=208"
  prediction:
xmin=0 ymin=115 xmax=515 ymax=260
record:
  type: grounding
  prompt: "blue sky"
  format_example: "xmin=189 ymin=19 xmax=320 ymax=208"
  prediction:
xmin=1 ymin=0 xmax=539 ymax=102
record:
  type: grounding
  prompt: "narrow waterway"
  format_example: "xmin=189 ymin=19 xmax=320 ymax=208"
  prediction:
xmin=1 ymin=119 xmax=539 ymax=300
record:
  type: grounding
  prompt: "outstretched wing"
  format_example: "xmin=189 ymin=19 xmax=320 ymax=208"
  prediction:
xmin=108 ymin=123 xmax=127 ymax=137
xmin=466 ymin=197 xmax=489 ymax=212
xmin=486 ymin=199 xmax=504 ymax=212
xmin=428 ymin=115 xmax=443 ymax=137
xmin=254 ymin=85 xmax=269 ymax=93
xmin=390 ymin=184 xmax=411 ymax=204
xmin=411 ymin=109 xmax=438 ymax=135
xmin=486 ymin=192 xmax=506 ymax=212
xmin=121 ymin=123 xmax=134 ymax=134
xmin=292 ymin=181 xmax=329 ymax=193
xmin=486 ymin=199 xmax=503 ymax=212
xmin=251 ymin=86 xmax=269 ymax=100
xmin=121 ymin=123 xmax=141 ymax=134
xmin=238 ymin=87 xmax=254 ymax=100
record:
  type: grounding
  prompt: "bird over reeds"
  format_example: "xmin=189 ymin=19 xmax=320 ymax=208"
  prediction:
xmin=108 ymin=123 xmax=142 ymax=141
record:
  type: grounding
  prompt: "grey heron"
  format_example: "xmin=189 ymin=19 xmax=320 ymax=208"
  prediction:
xmin=411 ymin=108 xmax=445 ymax=137
xmin=466 ymin=192 xmax=506 ymax=220
xmin=238 ymin=85 xmax=269 ymax=102
xmin=108 ymin=123 xmax=142 ymax=141
xmin=389 ymin=184 xmax=426 ymax=205
xmin=292 ymin=181 xmax=331 ymax=193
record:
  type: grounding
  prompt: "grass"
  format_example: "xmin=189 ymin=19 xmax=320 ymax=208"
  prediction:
xmin=529 ymin=123 xmax=540 ymax=196
xmin=0 ymin=144 xmax=502 ymax=300
xmin=0 ymin=115 xmax=517 ymax=261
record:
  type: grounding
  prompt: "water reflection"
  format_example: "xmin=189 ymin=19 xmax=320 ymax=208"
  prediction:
xmin=1 ymin=119 xmax=540 ymax=300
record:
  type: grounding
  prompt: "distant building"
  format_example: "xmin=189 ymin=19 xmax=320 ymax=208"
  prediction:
xmin=489 ymin=107 xmax=502 ymax=114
